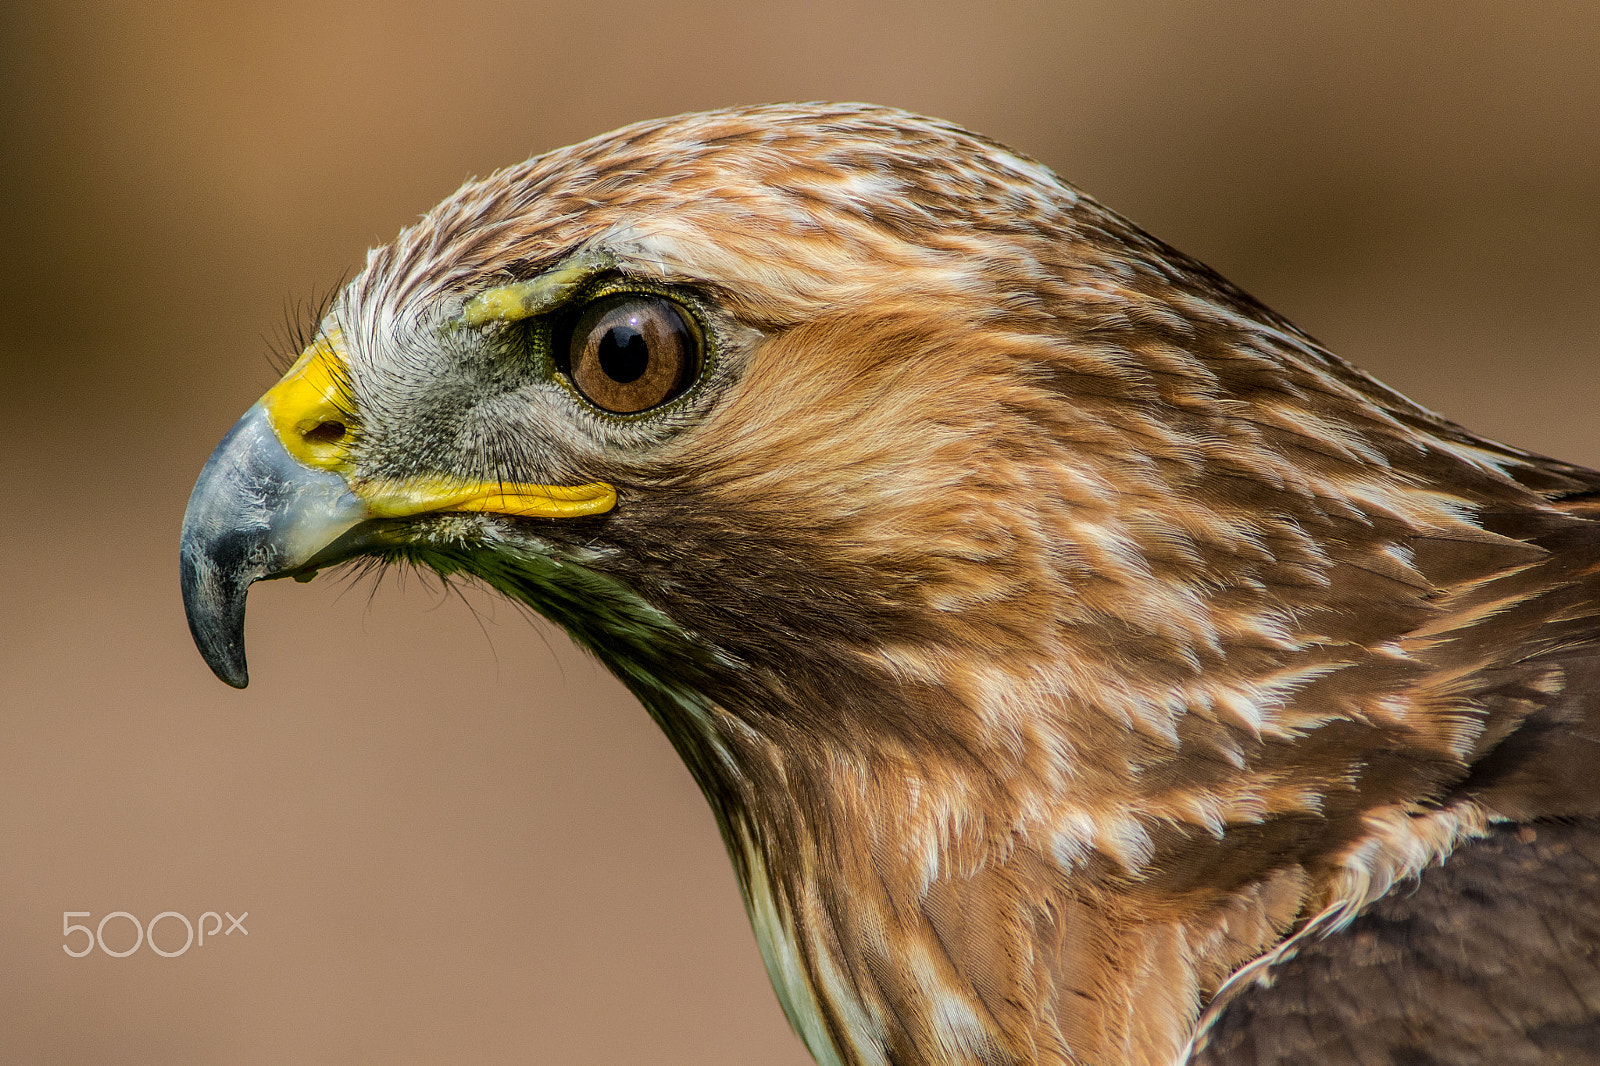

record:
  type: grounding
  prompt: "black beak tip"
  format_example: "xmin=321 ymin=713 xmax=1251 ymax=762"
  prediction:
xmin=211 ymin=649 xmax=251 ymax=690
xmin=179 ymin=541 xmax=254 ymax=690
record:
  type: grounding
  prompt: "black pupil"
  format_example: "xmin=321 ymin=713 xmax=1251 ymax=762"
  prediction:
xmin=598 ymin=325 xmax=649 ymax=383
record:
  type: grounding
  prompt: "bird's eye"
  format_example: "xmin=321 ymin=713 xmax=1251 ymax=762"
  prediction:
xmin=563 ymin=294 xmax=699 ymax=414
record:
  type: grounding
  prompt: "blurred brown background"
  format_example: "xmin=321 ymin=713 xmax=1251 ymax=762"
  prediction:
xmin=1 ymin=2 xmax=1596 ymax=1063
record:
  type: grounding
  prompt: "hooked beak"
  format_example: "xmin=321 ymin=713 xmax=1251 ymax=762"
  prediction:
xmin=179 ymin=333 xmax=616 ymax=688
xmin=178 ymin=402 xmax=369 ymax=688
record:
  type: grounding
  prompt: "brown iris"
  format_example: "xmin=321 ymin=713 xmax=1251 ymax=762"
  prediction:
xmin=564 ymin=294 xmax=698 ymax=414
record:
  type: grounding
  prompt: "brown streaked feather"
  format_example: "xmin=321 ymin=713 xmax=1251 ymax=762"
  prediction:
xmin=325 ymin=104 xmax=1600 ymax=1064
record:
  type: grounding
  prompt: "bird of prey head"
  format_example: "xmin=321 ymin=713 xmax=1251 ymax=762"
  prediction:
xmin=180 ymin=104 xmax=1600 ymax=1065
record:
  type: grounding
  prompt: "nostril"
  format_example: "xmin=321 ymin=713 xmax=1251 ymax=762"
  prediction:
xmin=303 ymin=420 xmax=347 ymax=446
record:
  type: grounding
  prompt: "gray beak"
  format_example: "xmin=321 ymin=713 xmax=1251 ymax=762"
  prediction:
xmin=179 ymin=403 xmax=367 ymax=687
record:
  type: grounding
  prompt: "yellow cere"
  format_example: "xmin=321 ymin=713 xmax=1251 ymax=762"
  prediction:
xmin=263 ymin=331 xmax=355 ymax=471
xmin=262 ymin=332 xmax=617 ymax=521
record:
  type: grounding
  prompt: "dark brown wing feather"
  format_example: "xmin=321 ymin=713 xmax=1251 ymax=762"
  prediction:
xmin=1196 ymin=818 xmax=1600 ymax=1065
